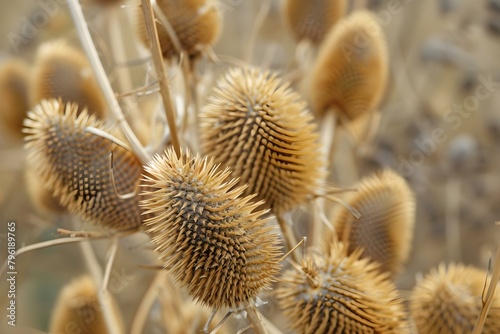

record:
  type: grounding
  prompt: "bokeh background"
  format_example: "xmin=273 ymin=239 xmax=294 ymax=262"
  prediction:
xmin=0 ymin=0 xmax=499 ymax=332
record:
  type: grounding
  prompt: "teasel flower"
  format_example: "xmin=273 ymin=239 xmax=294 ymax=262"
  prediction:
xmin=30 ymin=41 xmax=107 ymax=119
xmin=311 ymin=11 xmax=388 ymax=122
xmin=23 ymin=99 xmax=143 ymax=231
xmin=410 ymin=263 xmax=500 ymax=334
xmin=200 ymin=67 xmax=324 ymax=216
xmin=136 ymin=0 xmax=222 ymax=60
xmin=50 ymin=275 xmax=123 ymax=334
xmin=283 ymin=0 xmax=347 ymax=44
xmin=0 ymin=58 xmax=30 ymax=140
xmin=140 ymin=148 xmax=282 ymax=311
xmin=331 ymin=170 xmax=415 ymax=275
xmin=276 ymin=242 xmax=409 ymax=333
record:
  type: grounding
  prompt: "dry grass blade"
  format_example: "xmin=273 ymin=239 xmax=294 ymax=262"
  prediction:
xmin=140 ymin=148 xmax=282 ymax=310
xmin=23 ymin=99 xmax=144 ymax=231
xmin=276 ymin=242 xmax=409 ymax=333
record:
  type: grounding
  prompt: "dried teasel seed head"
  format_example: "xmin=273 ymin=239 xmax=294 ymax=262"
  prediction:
xmin=23 ymin=99 xmax=143 ymax=231
xmin=50 ymin=276 xmax=123 ymax=334
xmin=331 ymin=170 xmax=415 ymax=275
xmin=283 ymin=0 xmax=347 ymax=44
xmin=136 ymin=0 xmax=222 ymax=60
xmin=200 ymin=67 xmax=324 ymax=214
xmin=140 ymin=148 xmax=282 ymax=309
xmin=30 ymin=41 xmax=107 ymax=119
xmin=276 ymin=242 xmax=409 ymax=333
xmin=25 ymin=167 xmax=66 ymax=215
xmin=0 ymin=59 xmax=30 ymax=141
xmin=311 ymin=11 xmax=388 ymax=121
xmin=410 ymin=263 xmax=500 ymax=334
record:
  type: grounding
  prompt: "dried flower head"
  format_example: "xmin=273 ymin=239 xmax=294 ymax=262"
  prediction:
xmin=30 ymin=41 xmax=107 ymax=119
xmin=0 ymin=59 xmax=30 ymax=140
xmin=410 ymin=263 xmax=500 ymax=334
xmin=332 ymin=170 xmax=415 ymax=275
xmin=276 ymin=242 xmax=409 ymax=333
xmin=49 ymin=276 xmax=123 ymax=334
xmin=283 ymin=0 xmax=347 ymax=44
xmin=140 ymin=148 xmax=282 ymax=309
xmin=23 ymin=99 xmax=143 ymax=231
xmin=136 ymin=0 xmax=222 ymax=60
xmin=25 ymin=167 xmax=66 ymax=215
xmin=311 ymin=11 xmax=388 ymax=121
xmin=200 ymin=67 xmax=324 ymax=214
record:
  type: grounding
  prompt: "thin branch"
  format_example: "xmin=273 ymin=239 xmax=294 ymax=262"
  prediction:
xmin=140 ymin=0 xmax=181 ymax=158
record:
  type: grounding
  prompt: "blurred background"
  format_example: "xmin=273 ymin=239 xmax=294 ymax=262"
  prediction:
xmin=0 ymin=0 xmax=499 ymax=332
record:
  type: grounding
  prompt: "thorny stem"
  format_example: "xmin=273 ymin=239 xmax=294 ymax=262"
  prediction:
xmin=66 ymin=0 xmax=151 ymax=164
xmin=472 ymin=243 xmax=500 ymax=334
xmin=141 ymin=0 xmax=181 ymax=158
xmin=244 ymin=303 xmax=268 ymax=334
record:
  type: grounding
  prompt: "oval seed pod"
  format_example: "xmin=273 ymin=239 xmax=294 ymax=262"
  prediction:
xmin=283 ymin=0 xmax=347 ymax=44
xmin=136 ymin=0 xmax=222 ymax=60
xmin=50 ymin=276 xmax=123 ymax=334
xmin=0 ymin=59 xmax=30 ymax=141
xmin=23 ymin=99 xmax=143 ymax=231
xmin=140 ymin=148 xmax=282 ymax=309
xmin=276 ymin=242 xmax=409 ymax=333
xmin=311 ymin=11 xmax=388 ymax=121
xmin=331 ymin=170 xmax=415 ymax=275
xmin=200 ymin=67 xmax=324 ymax=215
xmin=30 ymin=41 xmax=107 ymax=119
xmin=410 ymin=263 xmax=500 ymax=334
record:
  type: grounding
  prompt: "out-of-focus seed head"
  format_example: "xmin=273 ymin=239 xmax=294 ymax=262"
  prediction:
xmin=331 ymin=170 xmax=415 ymax=275
xmin=136 ymin=0 xmax=222 ymax=60
xmin=49 ymin=276 xmax=123 ymax=334
xmin=283 ymin=0 xmax=347 ymax=44
xmin=23 ymin=99 xmax=143 ymax=231
xmin=0 ymin=59 xmax=30 ymax=141
xmin=410 ymin=263 xmax=500 ymax=334
xmin=30 ymin=41 xmax=107 ymax=119
xmin=311 ymin=11 xmax=388 ymax=121
xmin=140 ymin=148 xmax=282 ymax=309
xmin=200 ymin=67 xmax=324 ymax=214
xmin=25 ymin=167 xmax=66 ymax=215
xmin=276 ymin=242 xmax=409 ymax=333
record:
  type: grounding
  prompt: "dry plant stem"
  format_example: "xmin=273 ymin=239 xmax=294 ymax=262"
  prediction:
xmin=66 ymin=0 xmax=150 ymax=164
xmin=102 ymin=236 xmax=119 ymax=292
xmin=276 ymin=214 xmax=299 ymax=263
xmin=472 ymin=244 xmax=500 ymax=334
xmin=141 ymin=0 xmax=181 ymax=158
xmin=130 ymin=271 xmax=164 ymax=334
xmin=71 ymin=225 xmax=122 ymax=334
xmin=244 ymin=0 xmax=271 ymax=64
xmin=308 ymin=200 xmax=322 ymax=250
xmin=445 ymin=176 xmax=461 ymax=261
xmin=209 ymin=311 xmax=233 ymax=334
xmin=261 ymin=315 xmax=284 ymax=334
xmin=244 ymin=303 xmax=268 ymax=334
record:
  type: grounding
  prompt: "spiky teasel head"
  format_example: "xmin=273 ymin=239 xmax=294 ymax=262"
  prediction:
xmin=276 ymin=242 xmax=409 ymax=333
xmin=136 ymin=0 xmax=222 ymax=60
xmin=410 ymin=263 xmax=500 ymax=334
xmin=311 ymin=11 xmax=388 ymax=121
xmin=200 ymin=67 xmax=324 ymax=215
xmin=50 ymin=275 xmax=123 ymax=334
xmin=23 ymin=99 xmax=143 ymax=231
xmin=0 ymin=59 xmax=30 ymax=141
xmin=140 ymin=148 xmax=282 ymax=310
xmin=30 ymin=41 xmax=107 ymax=119
xmin=331 ymin=170 xmax=415 ymax=275
xmin=283 ymin=0 xmax=347 ymax=44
